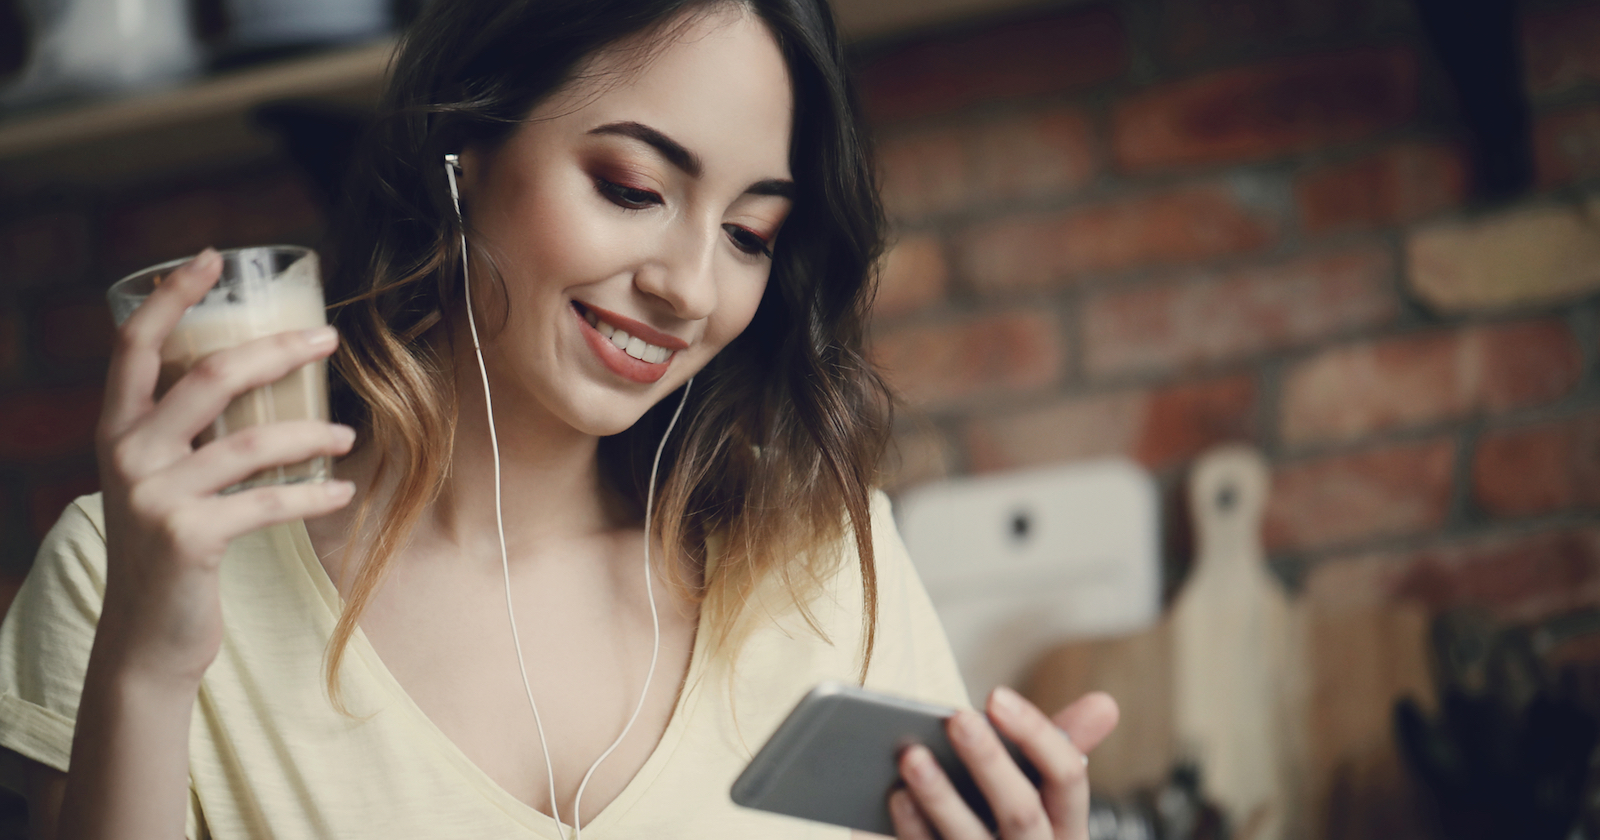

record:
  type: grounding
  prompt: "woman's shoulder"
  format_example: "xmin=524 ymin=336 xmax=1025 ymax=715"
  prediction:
xmin=30 ymin=492 xmax=110 ymax=590
xmin=46 ymin=493 xmax=105 ymax=543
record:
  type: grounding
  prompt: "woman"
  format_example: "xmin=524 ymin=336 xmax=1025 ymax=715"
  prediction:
xmin=0 ymin=1 xmax=1119 ymax=838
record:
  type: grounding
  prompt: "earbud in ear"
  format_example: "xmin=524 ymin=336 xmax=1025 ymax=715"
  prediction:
xmin=445 ymin=153 xmax=461 ymax=173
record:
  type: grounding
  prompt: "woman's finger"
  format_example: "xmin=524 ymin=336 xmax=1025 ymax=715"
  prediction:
xmin=102 ymin=249 xmax=223 ymax=437
xmin=946 ymin=708 xmax=1053 ymax=839
xmin=124 ymin=326 xmax=338 ymax=457
xmin=888 ymin=788 xmax=938 ymax=840
xmin=194 ymin=479 xmax=356 ymax=546
xmin=147 ymin=421 xmax=355 ymax=498
xmin=897 ymin=744 xmax=993 ymax=840
xmin=1050 ymin=691 xmax=1121 ymax=755
xmin=987 ymin=686 xmax=1096 ymax=840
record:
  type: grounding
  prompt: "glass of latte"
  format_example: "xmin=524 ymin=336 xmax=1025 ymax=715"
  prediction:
xmin=107 ymin=245 xmax=331 ymax=492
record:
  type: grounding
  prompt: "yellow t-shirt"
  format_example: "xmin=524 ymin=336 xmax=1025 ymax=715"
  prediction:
xmin=0 ymin=491 xmax=967 ymax=838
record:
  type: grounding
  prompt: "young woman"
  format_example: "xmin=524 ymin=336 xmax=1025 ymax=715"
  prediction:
xmin=0 ymin=1 xmax=1118 ymax=838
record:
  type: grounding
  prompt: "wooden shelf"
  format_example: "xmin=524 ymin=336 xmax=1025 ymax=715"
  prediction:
xmin=0 ymin=39 xmax=395 ymax=193
xmin=0 ymin=0 xmax=1071 ymax=194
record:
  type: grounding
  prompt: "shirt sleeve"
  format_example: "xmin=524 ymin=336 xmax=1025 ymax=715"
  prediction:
xmin=0 ymin=495 xmax=107 ymax=793
xmin=0 ymin=495 xmax=207 ymax=838
xmin=860 ymin=490 xmax=972 ymax=710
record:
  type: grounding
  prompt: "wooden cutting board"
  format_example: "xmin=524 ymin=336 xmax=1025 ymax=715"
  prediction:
xmin=1169 ymin=446 xmax=1306 ymax=840
xmin=1023 ymin=446 xmax=1306 ymax=840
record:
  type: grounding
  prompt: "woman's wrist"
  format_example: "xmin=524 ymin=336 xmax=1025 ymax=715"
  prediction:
xmin=87 ymin=604 xmax=211 ymax=699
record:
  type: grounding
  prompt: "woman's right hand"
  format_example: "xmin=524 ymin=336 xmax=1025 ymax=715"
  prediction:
xmin=93 ymin=248 xmax=357 ymax=688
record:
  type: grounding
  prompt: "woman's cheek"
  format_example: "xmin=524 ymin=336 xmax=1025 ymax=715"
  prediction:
xmin=714 ymin=273 xmax=768 ymax=349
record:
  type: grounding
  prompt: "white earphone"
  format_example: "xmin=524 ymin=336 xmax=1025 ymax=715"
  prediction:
xmin=444 ymin=153 xmax=691 ymax=839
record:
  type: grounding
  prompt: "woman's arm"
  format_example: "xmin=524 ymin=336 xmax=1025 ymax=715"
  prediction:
xmin=53 ymin=664 xmax=201 ymax=839
xmin=50 ymin=250 xmax=354 ymax=840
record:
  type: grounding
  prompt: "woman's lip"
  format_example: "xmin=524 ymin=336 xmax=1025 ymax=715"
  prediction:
xmin=573 ymin=301 xmax=690 ymax=351
xmin=573 ymin=305 xmax=671 ymax=384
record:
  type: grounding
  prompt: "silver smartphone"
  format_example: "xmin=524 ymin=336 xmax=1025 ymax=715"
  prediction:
xmin=730 ymin=682 xmax=1042 ymax=835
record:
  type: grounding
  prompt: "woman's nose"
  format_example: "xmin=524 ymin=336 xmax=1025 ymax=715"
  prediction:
xmin=635 ymin=224 xmax=719 ymax=321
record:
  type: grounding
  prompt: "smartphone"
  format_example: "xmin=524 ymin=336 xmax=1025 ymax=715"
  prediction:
xmin=730 ymin=682 xmax=1042 ymax=835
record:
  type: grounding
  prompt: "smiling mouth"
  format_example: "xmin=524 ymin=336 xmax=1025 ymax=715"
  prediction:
xmin=572 ymin=302 xmax=678 ymax=365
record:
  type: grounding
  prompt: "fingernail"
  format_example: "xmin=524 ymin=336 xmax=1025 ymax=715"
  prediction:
xmin=303 ymin=325 xmax=337 ymax=348
xmin=333 ymin=424 xmax=356 ymax=446
xmin=197 ymin=247 xmax=222 ymax=269
xmin=325 ymin=480 xmax=355 ymax=499
xmin=904 ymin=746 xmax=935 ymax=781
xmin=992 ymin=685 xmax=1026 ymax=720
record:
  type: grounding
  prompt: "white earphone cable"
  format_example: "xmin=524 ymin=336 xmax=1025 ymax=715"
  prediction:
xmin=569 ymin=376 xmax=690 ymax=836
xmin=445 ymin=156 xmax=687 ymax=840
xmin=445 ymin=157 xmax=565 ymax=835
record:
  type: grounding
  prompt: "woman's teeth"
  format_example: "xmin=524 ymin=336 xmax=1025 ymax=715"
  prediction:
xmin=584 ymin=309 xmax=674 ymax=364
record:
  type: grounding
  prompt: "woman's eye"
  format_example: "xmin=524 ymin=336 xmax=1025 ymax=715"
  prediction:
xmin=595 ymin=178 xmax=662 ymax=210
xmin=724 ymin=224 xmax=772 ymax=258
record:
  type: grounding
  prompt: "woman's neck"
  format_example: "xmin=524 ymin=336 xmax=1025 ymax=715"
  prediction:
xmin=431 ymin=351 xmax=617 ymax=556
xmin=318 ymin=350 xmax=622 ymax=582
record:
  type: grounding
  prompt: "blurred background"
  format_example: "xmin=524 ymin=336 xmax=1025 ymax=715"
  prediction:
xmin=0 ymin=0 xmax=1597 ymax=838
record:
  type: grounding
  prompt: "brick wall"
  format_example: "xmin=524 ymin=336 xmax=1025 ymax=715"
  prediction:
xmin=863 ymin=0 xmax=1600 ymax=604
xmin=859 ymin=1 xmax=1600 ymax=835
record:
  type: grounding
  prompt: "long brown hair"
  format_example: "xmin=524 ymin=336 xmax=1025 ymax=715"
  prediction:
xmin=321 ymin=0 xmax=890 ymax=705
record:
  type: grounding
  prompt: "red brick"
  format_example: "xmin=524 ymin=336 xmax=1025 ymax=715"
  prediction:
xmin=0 ymin=385 xmax=102 ymax=463
xmin=1522 ymin=2 xmax=1600 ymax=97
xmin=956 ymin=182 xmax=1281 ymax=292
xmin=1296 ymin=142 xmax=1469 ymax=234
xmin=1113 ymin=48 xmax=1419 ymax=172
xmin=0 ymin=212 xmax=90 ymax=289
xmin=1534 ymin=102 xmax=1600 ymax=189
xmin=1083 ymin=247 xmax=1396 ymax=378
xmin=1263 ymin=437 xmax=1455 ymax=553
xmin=36 ymin=293 xmax=116 ymax=367
xmin=1282 ymin=319 xmax=1583 ymax=446
xmin=1160 ymin=0 xmax=1371 ymax=64
xmin=874 ymin=234 xmax=948 ymax=320
xmin=856 ymin=6 xmax=1127 ymax=124
xmin=871 ymin=310 xmax=1064 ymax=409
xmin=1387 ymin=528 xmax=1600 ymax=623
xmin=877 ymin=106 xmax=1096 ymax=220
xmin=105 ymin=171 xmax=322 ymax=274
xmin=966 ymin=374 xmax=1257 ymax=472
xmin=1474 ymin=411 xmax=1600 ymax=519
xmin=28 ymin=471 xmax=100 ymax=541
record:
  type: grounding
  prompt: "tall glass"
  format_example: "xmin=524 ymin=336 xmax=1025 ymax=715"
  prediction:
xmin=107 ymin=246 xmax=331 ymax=492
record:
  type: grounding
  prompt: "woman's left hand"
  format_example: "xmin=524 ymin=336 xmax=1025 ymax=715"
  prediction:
xmin=888 ymin=687 xmax=1121 ymax=840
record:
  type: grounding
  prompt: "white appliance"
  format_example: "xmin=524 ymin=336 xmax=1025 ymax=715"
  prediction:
xmin=897 ymin=459 xmax=1161 ymax=704
xmin=3 ymin=0 xmax=200 ymax=107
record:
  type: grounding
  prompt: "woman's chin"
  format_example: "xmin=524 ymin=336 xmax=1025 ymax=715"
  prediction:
xmin=562 ymin=397 xmax=657 ymax=439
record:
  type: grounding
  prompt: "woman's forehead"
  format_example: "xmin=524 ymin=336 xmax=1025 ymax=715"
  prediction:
xmin=531 ymin=8 xmax=795 ymax=179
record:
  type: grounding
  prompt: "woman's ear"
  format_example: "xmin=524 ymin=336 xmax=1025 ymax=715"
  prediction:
xmin=456 ymin=147 xmax=484 ymax=202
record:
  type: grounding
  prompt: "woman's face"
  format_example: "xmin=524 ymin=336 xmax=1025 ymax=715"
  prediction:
xmin=458 ymin=7 xmax=794 ymax=437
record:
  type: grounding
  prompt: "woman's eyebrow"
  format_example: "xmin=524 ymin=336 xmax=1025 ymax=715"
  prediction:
xmin=589 ymin=121 xmax=702 ymax=177
xmin=747 ymin=179 xmax=795 ymax=199
xmin=588 ymin=121 xmax=795 ymax=199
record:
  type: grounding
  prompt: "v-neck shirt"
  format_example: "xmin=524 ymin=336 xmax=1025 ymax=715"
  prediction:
xmin=0 ymin=492 xmax=969 ymax=838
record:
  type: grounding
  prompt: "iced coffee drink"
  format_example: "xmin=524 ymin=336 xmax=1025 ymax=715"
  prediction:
xmin=108 ymin=246 xmax=331 ymax=492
